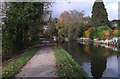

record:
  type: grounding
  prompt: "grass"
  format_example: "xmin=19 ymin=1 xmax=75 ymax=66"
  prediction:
xmin=54 ymin=46 xmax=88 ymax=78
xmin=2 ymin=46 xmax=39 ymax=79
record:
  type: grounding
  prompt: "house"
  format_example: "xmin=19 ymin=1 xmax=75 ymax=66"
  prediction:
xmin=111 ymin=20 xmax=120 ymax=27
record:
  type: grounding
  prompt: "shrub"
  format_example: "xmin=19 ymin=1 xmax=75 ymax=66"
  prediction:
xmin=90 ymin=28 xmax=98 ymax=40
xmin=89 ymin=26 xmax=113 ymax=40
xmin=96 ymin=26 xmax=112 ymax=40
xmin=84 ymin=27 xmax=94 ymax=38
xmin=113 ymin=30 xmax=119 ymax=37
xmin=102 ymin=30 xmax=110 ymax=40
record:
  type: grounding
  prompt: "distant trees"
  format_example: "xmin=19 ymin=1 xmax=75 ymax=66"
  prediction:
xmin=87 ymin=26 xmax=113 ymax=40
xmin=83 ymin=0 xmax=119 ymax=40
xmin=55 ymin=10 xmax=90 ymax=40
xmin=91 ymin=0 xmax=110 ymax=27
xmin=51 ymin=18 xmax=58 ymax=36
xmin=68 ymin=10 xmax=90 ymax=40
xmin=48 ymin=0 xmax=117 ymax=41
xmin=55 ymin=11 xmax=70 ymax=37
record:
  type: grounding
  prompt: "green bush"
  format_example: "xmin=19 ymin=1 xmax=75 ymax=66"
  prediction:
xmin=89 ymin=26 xmax=113 ymax=40
xmin=90 ymin=28 xmax=98 ymax=40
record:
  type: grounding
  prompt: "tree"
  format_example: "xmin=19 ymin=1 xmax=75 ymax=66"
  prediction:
xmin=51 ymin=18 xmax=58 ymax=36
xmin=68 ymin=10 xmax=90 ymax=40
xmin=2 ymin=2 xmax=45 ymax=60
xmin=46 ymin=11 xmax=53 ymax=35
xmin=55 ymin=10 xmax=91 ymax=40
xmin=55 ymin=11 xmax=70 ymax=37
xmin=91 ymin=0 xmax=110 ymax=27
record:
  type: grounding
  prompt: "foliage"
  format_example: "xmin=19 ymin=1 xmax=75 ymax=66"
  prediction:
xmin=84 ymin=30 xmax=90 ymax=38
xmin=90 ymin=28 xmax=97 ymax=40
xmin=89 ymin=26 xmax=113 ymax=40
xmin=68 ymin=10 xmax=91 ymax=40
xmin=102 ymin=30 xmax=110 ymax=39
xmin=97 ymin=26 xmax=112 ymax=40
xmin=55 ymin=11 xmax=70 ymax=37
xmin=54 ymin=46 xmax=88 ymax=78
xmin=2 ymin=2 xmax=45 ymax=58
xmin=112 ymin=30 xmax=119 ymax=37
xmin=91 ymin=0 xmax=110 ymax=27
xmin=55 ymin=10 xmax=91 ymax=40
xmin=84 ymin=27 xmax=94 ymax=38
xmin=51 ymin=18 xmax=58 ymax=36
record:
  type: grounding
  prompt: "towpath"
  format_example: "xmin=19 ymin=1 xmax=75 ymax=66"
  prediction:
xmin=15 ymin=41 xmax=57 ymax=77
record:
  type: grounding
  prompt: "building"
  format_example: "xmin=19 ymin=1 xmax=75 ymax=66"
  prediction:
xmin=111 ymin=20 xmax=120 ymax=27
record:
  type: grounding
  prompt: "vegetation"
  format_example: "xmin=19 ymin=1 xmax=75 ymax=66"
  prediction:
xmin=85 ymin=26 xmax=112 ymax=40
xmin=2 ymin=46 xmax=39 ymax=78
xmin=84 ymin=25 xmax=120 ymax=40
xmin=47 ymin=0 xmax=115 ymax=41
xmin=91 ymin=0 xmax=110 ymax=27
xmin=84 ymin=27 xmax=94 ymax=38
xmin=46 ymin=16 xmax=58 ymax=37
xmin=2 ymin=2 xmax=51 ymax=61
xmin=54 ymin=46 xmax=88 ymax=78
xmin=55 ymin=10 xmax=90 ymax=40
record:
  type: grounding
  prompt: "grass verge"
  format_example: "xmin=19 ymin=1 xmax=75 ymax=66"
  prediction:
xmin=2 ymin=46 xmax=39 ymax=79
xmin=54 ymin=46 xmax=88 ymax=78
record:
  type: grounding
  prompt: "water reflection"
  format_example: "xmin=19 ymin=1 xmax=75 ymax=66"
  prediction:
xmin=59 ymin=41 xmax=120 ymax=78
xmin=102 ymin=56 xmax=118 ymax=77
xmin=91 ymin=56 xmax=107 ymax=78
xmin=113 ymin=46 xmax=118 ymax=52
xmin=118 ymin=57 xmax=120 ymax=77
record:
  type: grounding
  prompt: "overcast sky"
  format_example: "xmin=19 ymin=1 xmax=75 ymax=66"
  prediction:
xmin=50 ymin=0 xmax=119 ymax=21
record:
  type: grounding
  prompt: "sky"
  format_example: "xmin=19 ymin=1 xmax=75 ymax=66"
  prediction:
xmin=50 ymin=0 xmax=119 ymax=21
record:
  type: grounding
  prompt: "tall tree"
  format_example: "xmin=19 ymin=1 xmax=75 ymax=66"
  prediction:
xmin=2 ymin=2 xmax=44 ymax=59
xmin=55 ymin=10 xmax=90 ymax=40
xmin=46 ymin=11 xmax=52 ymax=35
xmin=91 ymin=0 xmax=110 ymax=27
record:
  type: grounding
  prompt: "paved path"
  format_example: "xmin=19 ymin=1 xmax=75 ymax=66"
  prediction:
xmin=15 ymin=47 xmax=57 ymax=77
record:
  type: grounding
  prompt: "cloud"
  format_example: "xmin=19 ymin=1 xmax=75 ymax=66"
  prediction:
xmin=51 ymin=2 xmax=94 ymax=18
xmin=105 ymin=2 xmax=118 ymax=21
xmin=51 ymin=0 xmax=118 ymax=20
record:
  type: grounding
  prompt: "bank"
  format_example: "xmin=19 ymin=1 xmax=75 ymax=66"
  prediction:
xmin=53 ymin=46 xmax=88 ymax=78
xmin=77 ymin=37 xmax=120 ymax=46
xmin=59 ymin=36 xmax=120 ymax=46
xmin=2 ymin=45 xmax=40 ymax=79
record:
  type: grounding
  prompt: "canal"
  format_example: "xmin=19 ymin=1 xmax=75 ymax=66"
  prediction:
xmin=58 ymin=41 xmax=120 ymax=78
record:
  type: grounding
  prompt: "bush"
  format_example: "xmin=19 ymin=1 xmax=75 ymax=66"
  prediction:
xmin=113 ymin=30 xmax=119 ymax=37
xmin=97 ymin=26 xmax=113 ymax=40
xmin=90 ymin=28 xmax=98 ymax=40
xmin=84 ymin=27 xmax=94 ymax=38
xmin=89 ymin=26 xmax=113 ymax=40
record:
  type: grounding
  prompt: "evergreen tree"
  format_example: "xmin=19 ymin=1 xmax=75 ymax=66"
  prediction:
xmin=91 ymin=0 xmax=110 ymax=27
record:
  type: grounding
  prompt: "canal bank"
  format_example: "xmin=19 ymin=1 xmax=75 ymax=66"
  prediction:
xmin=59 ymin=36 xmax=120 ymax=46
xmin=53 ymin=46 xmax=88 ymax=78
xmin=77 ymin=37 xmax=120 ymax=46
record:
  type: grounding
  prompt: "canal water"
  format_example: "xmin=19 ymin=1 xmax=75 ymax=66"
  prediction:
xmin=58 ymin=41 xmax=120 ymax=78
